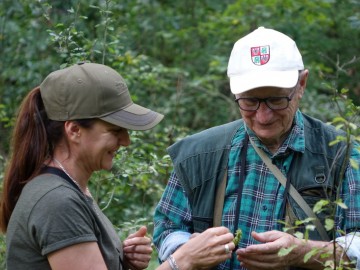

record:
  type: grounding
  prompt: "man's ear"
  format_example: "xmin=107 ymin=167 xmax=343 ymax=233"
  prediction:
xmin=298 ymin=69 xmax=309 ymax=98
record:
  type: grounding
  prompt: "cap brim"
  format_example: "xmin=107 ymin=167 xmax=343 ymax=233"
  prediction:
xmin=229 ymin=70 xmax=299 ymax=94
xmin=100 ymin=103 xmax=164 ymax=131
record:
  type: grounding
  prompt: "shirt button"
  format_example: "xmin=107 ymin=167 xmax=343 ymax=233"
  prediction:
xmin=262 ymin=205 xmax=267 ymax=211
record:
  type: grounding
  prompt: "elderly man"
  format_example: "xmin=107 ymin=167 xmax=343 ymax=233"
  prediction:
xmin=153 ymin=27 xmax=360 ymax=270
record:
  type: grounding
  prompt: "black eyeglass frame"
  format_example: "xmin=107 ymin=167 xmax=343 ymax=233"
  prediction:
xmin=234 ymin=86 xmax=298 ymax=112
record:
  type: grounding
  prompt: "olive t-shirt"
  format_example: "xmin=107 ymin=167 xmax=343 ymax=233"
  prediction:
xmin=6 ymin=171 xmax=124 ymax=270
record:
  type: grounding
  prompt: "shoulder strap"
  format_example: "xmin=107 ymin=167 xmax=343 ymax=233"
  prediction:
xmin=213 ymin=134 xmax=249 ymax=229
xmin=213 ymin=170 xmax=227 ymax=227
xmin=249 ymin=138 xmax=330 ymax=241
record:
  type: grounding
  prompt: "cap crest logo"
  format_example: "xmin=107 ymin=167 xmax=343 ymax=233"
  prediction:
xmin=251 ymin=45 xmax=270 ymax=66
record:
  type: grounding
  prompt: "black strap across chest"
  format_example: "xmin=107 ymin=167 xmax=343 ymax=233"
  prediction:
xmin=229 ymin=134 xmax=249 ymax=269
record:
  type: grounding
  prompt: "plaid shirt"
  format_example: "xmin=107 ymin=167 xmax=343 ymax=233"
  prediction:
xmin=153 ymin=111 xmax=360 ymax=270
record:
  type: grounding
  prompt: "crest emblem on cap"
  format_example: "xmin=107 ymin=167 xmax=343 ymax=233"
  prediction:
xmin=251 ymin=45 xmax=270 ymax=66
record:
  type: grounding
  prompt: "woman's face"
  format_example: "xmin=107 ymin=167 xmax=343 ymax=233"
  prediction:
xmin=76 ymin=119 xmax=130 ymax=172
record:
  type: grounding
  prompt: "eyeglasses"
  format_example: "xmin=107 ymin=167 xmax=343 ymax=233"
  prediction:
xmin=234 ymin=87 xmax=297 ymax=111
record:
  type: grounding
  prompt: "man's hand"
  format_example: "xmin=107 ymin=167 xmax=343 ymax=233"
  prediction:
xmin=237 ymin=230 xmax=353 ymax=270
xmin=236 ymin=230 xmax=303 ymax=270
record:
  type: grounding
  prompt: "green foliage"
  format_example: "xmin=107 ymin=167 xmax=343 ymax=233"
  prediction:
xmin=0 ymin=234 xmax=5 ymax=270
xmin=0 ymin=0 xmax=359 ymax=269
xmin=233 ymin=229 xmax=242 ymax=246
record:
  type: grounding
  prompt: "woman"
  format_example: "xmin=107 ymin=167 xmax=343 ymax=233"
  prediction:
xmin=0 ymin=62 xmax=236 ymax=270
xmin=0 ymin=62 xmax=163 ymax=270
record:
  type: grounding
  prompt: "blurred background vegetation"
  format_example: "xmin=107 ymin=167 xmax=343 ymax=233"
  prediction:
xmin=0 ymin=0 xmax=359 ymax=269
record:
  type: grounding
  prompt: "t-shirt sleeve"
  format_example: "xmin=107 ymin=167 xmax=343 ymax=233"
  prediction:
xmin=27 ymin=186 xmax=98 ymax=255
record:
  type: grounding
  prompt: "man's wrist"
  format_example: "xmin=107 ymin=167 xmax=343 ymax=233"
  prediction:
xmin=294 ymin=240 xmax=349 ymax=269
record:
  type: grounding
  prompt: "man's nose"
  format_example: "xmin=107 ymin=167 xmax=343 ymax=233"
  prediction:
xmin=256 ymin=102 xmax=273 ymax=122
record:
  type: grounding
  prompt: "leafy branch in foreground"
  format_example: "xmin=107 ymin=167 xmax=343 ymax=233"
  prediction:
xmin=279 ymin=86 xmax=359 ymax=270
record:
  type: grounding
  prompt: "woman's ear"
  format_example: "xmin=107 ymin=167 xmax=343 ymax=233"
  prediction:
xmin=64 ymin=121 xmax=81 ymax=141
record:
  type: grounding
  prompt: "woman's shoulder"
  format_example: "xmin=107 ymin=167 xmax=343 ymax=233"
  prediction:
xmin=14 ymin=173 xmax=86 ymax=218
xmin=22 ymin=173 xmax=81 ymax=201
xmin=10 ymin=173 xmax=93 ymax=230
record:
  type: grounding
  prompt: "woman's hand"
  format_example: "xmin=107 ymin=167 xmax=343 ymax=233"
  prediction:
xmin=123 ymin=226 xmax=153 ymax=270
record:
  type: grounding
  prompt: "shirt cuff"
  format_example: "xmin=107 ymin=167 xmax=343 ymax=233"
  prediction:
xmin=336 ymin=233 xmax=360 ymax=269
xmin=158 ymin=231 xmax=191 ymax=262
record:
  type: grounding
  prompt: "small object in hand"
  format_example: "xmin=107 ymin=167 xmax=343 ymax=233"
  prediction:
xmin=233 ymin=229 xmax=242 ymax=246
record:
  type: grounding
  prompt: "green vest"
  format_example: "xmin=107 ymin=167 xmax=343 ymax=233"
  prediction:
xmin=167 ymin=114 xmax=347 ymax=241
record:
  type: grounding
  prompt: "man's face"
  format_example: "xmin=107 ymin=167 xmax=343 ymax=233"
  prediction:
xmin=235 ymin=74 xmax=306 ymax=151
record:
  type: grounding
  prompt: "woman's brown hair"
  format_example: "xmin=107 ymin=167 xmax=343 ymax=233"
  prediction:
xmin=0 ymin=87 xmax=96 ymax=233
xmin=0 ymin=86 xmax=68 ymax=232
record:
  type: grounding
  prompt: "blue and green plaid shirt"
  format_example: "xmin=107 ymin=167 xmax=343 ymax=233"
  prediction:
xmin=153 ymin=111 xmax=360 ymax=269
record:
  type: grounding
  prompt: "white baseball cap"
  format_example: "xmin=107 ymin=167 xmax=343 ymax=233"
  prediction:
xmin=227 ymin=26 xmax=304 ymax=94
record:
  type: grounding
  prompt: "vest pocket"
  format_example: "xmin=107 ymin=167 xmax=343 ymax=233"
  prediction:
xmin=300 ymin=187 xmax=334 ymax=221
xmin=192 ymin=216 xmax=213 ymax=233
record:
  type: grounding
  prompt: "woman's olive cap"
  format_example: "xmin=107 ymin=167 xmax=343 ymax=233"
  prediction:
xmin=40 ymin=62 xmax=163 ymax=130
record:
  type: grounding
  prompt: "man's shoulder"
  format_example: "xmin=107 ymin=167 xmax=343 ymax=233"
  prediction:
xmin=167 ymin=119 xmax=243 ymax=159
xmin=302 ymin=113 xmax=343 ymax=134
xmin=302 ymin=113 xmax=347 ymax=144
xmin=173 ymin=119 xmax=243 ymax=145
xmin=301 ymin=113 xmax=350 ymax=161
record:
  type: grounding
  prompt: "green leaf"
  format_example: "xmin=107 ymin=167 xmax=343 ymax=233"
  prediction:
xmin=335 ymin=200 xmax=348 ymax=209
xmin=332 ymin=116 xmax=346 ymax=124
xmin=304 ymin=229 xmax=310 ymax=240
xmin=324 ymin=218 xmax=334 ymax=231
xmin=294 ymin=232 xmax=304 ymax=239
xmin=304 ymin=248 xmax=320 ymax=263
xmin=320 ymin=252 xmax=332 ymax=259
xmin=329 ymin=139 xmax=340 ymax=146
xmin=295 ymin=217 xmax=314 ymax=225
xmin=305 ymin=225 xmax=316 ymax=232
xmin=313 ymin=200 xmax=329 ymax=213
xmin=340 ymin=88 xmax=349 ymax=94
xmin=278 ymin=245 xmax=297 ymax=257
xmin=349 ymin=123 xmax=357 ymax=130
